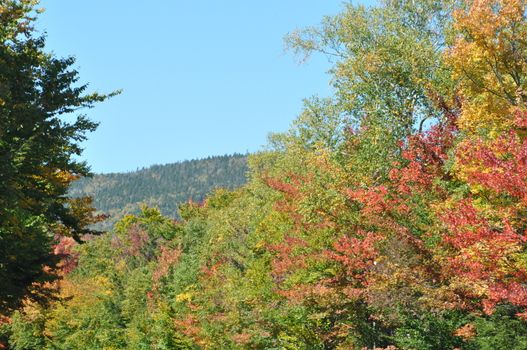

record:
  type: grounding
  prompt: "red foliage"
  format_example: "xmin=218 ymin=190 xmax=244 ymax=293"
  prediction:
xmin=457 ymin=132 xmax=527 ymax=204
xmin=111 ymin=224 xmax=154 ymax=260
xmin=441 ymin=199 xmax=523 ymax=250
xmin=454 ymin=323 xmax=476 ymax=340
xmin=393 ymin=120 xmax=456 ymax=193
xmin=348 ymin=186 xmax=391 ymax=216
xmin=263 ymin=175 xmax=303 ymax=198
xmin=53 ymin=236 xmax=79 ymax=275
xmin=269 ymin=236 xmax=309 ymax=282
xmin=327 ymin=231 xmax=380 ymax=283
xmin=350 ymin=119 xmax=456 ymax=220
xmin=152 ymin=245 xmax=181 ymax=286
xmin=201 ymin=258 xmax=225 ymax=278
xmin=484 ymin=282 xmax=527 ymax=318
xmin=263 ymin=174 xmax=307 ymax=227
xmin=514 ymin=109 xmax=527 ymax=130
xmin=174 ymin=315 xmax=203 ymax=343
xmin=441 ymin=128 xmax=527 ymax=315
xmin=231 ymin=332 xmax=252 ymax=346
xmin=440 ymin=198 xmax=527 ymax=315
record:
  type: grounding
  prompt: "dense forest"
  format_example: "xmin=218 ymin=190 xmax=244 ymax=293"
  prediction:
xmin=4 ymin=0 xmax=527 ymax=349
xmin=69 ymin=154 xmax=248 ymax=230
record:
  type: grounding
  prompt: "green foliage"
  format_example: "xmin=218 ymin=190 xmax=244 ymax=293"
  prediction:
xmin=8 ymin=307 xmax=46 ymax=350
xmin=391 ymin=311 xmax=468 ymax=350
xmin=8 ymin=208 xmax=181 ymax=349
xmin=469 ymin=306 xmax=527 ymax=350
xmin=7 ymin=0 xmax=527 ymax=349
xmin=285 ymin=0 xmax=456 ymax=182
xmin=0 ymin=0 xmax=114 ymax=315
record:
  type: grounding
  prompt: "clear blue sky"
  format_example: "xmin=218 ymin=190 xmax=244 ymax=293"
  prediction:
xmin=38 ymin=1 xmax=373 ymax=173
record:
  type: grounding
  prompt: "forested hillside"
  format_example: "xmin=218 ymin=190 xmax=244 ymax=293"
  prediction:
xmin=5 ymin=0 xmax=527 ymax=349
xmin=69 ymin=154 xmax=248 ymax=230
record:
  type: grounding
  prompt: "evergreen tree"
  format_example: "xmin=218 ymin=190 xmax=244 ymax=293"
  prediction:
xmin=0 ymin=0 xmax=114 ymax=315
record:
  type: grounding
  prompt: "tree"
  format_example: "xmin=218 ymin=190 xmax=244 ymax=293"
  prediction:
xmin=285 ymin=0 xmax=457 ymax=183
xmin=8 ymin=1 xmax=527 ymax=348
xmin=0 ymin=0 xmax=115 ymax=316
xmin=448 ymin=0 xmax=527 ymax=136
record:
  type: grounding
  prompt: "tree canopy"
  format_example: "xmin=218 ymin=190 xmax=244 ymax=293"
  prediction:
xmin=4 ymin=0 xmax=527 ymax=349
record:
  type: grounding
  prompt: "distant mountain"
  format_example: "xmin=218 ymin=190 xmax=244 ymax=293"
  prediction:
xmin=70 ymin=154 xmax=249 ymax=231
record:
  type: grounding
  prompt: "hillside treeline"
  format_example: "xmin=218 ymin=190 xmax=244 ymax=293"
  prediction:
xmin=3 ymin=0 xmax=527 ymax=349
xmin=69 ymin=154 xmax=248 ymax=230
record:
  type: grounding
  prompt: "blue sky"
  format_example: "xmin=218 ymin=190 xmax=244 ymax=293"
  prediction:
xmin=38 ymin=1 xmax=372 ymax=173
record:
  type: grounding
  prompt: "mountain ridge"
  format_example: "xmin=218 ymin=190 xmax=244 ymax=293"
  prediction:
xmin=70 ymin=153 xmax=249 ymax=230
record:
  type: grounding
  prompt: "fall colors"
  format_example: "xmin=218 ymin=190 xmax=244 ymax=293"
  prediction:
xmin=3 ymin=0 xmax=527 ymax=349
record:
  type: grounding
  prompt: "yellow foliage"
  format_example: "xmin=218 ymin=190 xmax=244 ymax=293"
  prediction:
xmin=449 ymin=0 xmax=527 ymax=136
xmin=175 ymin=292 xmax=192 ymax=303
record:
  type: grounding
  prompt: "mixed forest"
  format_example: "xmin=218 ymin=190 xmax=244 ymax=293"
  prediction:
xmin=69 ymin=154 xmax=248 ymax=231
xmin=3 ymin=0 xmax=527 ymax=349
